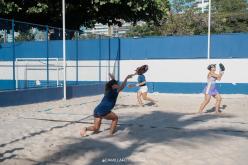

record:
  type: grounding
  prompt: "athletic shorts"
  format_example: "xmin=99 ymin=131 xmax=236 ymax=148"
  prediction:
xmin=138 ymin=85 xmax=148 ymax=93
xmin=94 ymin=104 xmax=113 ymax=117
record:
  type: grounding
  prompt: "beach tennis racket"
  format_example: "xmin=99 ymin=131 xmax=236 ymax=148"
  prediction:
xmin=219 ymin=63 xmax=225 ymax=71
xmin=135 ymin=64 xmax=148 ymax=75
xmin=128 ymin=84 xmax=136 ymax=88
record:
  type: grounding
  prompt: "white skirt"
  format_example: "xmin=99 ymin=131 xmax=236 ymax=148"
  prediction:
xmin=138 ymin=85 xmax=148 ymax=93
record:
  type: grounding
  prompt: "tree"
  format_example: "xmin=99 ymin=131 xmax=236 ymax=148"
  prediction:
xmin=212 ymin=0 xmax=248 ymax=13
xmin=126 ymin=10 xmax=208 ymax=37
xmin=127 ymin=0 xmax=248 ymax=36
xmin=0 ymin=0 xmax=170 ymax=29
xmin=211 ymin=0 xmax=248 ymax=33
xmin=0 ymin=0 xmax=20 ymax=14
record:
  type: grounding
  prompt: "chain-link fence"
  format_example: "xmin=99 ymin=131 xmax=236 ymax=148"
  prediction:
xmin=0 ymin=18 xmax=120 ymax=91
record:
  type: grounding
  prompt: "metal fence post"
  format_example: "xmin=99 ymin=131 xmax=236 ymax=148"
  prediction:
xmin=108 ymin=37 xmax=111 ymax=77
xmin=99 ymin=35 xmax=102 ymax=82
xmin=46 ymin=25 xmax=49 ymax=87
xmin=118 ymin=38 xmax=121 ymax=81
xmin=12 ymin=19 xmax=16 ymax=90
xmin=76 ymin=31 xmax=79 ymax=85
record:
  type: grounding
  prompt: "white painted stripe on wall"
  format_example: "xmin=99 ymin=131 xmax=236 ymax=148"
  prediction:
xmin=1 ymin=59 xmax=248 ymax=84
xmin=0 ymin=60 xmax=117 ymax=81
xmin=0 ymin=61 xmax=13 ymax=79
xmin=120 ymin=59 xmax=248 ymax=83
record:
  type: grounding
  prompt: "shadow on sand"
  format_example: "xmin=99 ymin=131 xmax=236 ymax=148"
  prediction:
xmin=114 ymin=104 xmax=140 ymax=110
xmin=33 ymin=111 xmax=247 ymax=165
xmin=205 ymin=105 xmax=228 ymax=113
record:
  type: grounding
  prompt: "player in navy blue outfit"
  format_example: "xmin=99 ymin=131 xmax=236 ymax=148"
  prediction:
xmin=80 ymin=73 xmax=133 ymax=136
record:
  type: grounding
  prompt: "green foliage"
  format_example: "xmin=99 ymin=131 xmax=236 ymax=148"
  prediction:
xmin=127 ymin=0 xmax=248 ymax=36
xmin=211 ymin=12 xmax=248 ymax=33
xmin=0 ymin=0 xmax=20 ymax=14
xmin=15 ymin=31 xmax=35 ymax=41
xmin=26 ymin=3 xmax=48 ymax=14
xmin=0 ymin=0 xmax=170 ymax=29
xmin=127 ymin=10 xmax=208 ymax=36
xmin=212 ymin=0 xmax=248 ymax=13
xmin=126 ymin=24 xmax=162 ymax=37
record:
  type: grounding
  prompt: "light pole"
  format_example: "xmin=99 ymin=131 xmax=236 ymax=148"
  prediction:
xmin=207 ymin=0 xmax=211 ymax=61
xmin=62 ymin=0 xmax=67 ymax=100
xmin=201 ymin=0 xmax=204 ymax=13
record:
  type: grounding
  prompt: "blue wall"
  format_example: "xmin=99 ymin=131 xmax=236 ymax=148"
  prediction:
xmin=120 ymin=35 xmax=207 ymax=59
xmin=0 ymin=83 xmax=105 ymax=107
xmin=211 ymin=33 xmax=248 ymax=59
xmin=0 ymin=80 xmax=15 ymax=91
xmin=0 ymin=38 xmax=120 ymax=60
xmin=124 ymin=82 xmax=248 ymax=94
xmin=121 ymin=33 xmax=248 ymax=59
xmin=1 ymin=33 xmax=248 ymax=61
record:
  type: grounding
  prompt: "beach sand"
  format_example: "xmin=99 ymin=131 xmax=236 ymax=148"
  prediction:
xmin=0 ymin=93 xmax=248 ymax=165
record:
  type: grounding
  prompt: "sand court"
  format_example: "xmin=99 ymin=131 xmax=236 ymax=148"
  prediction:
xmin=0 ymin=93 xmax=248 ymax=165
